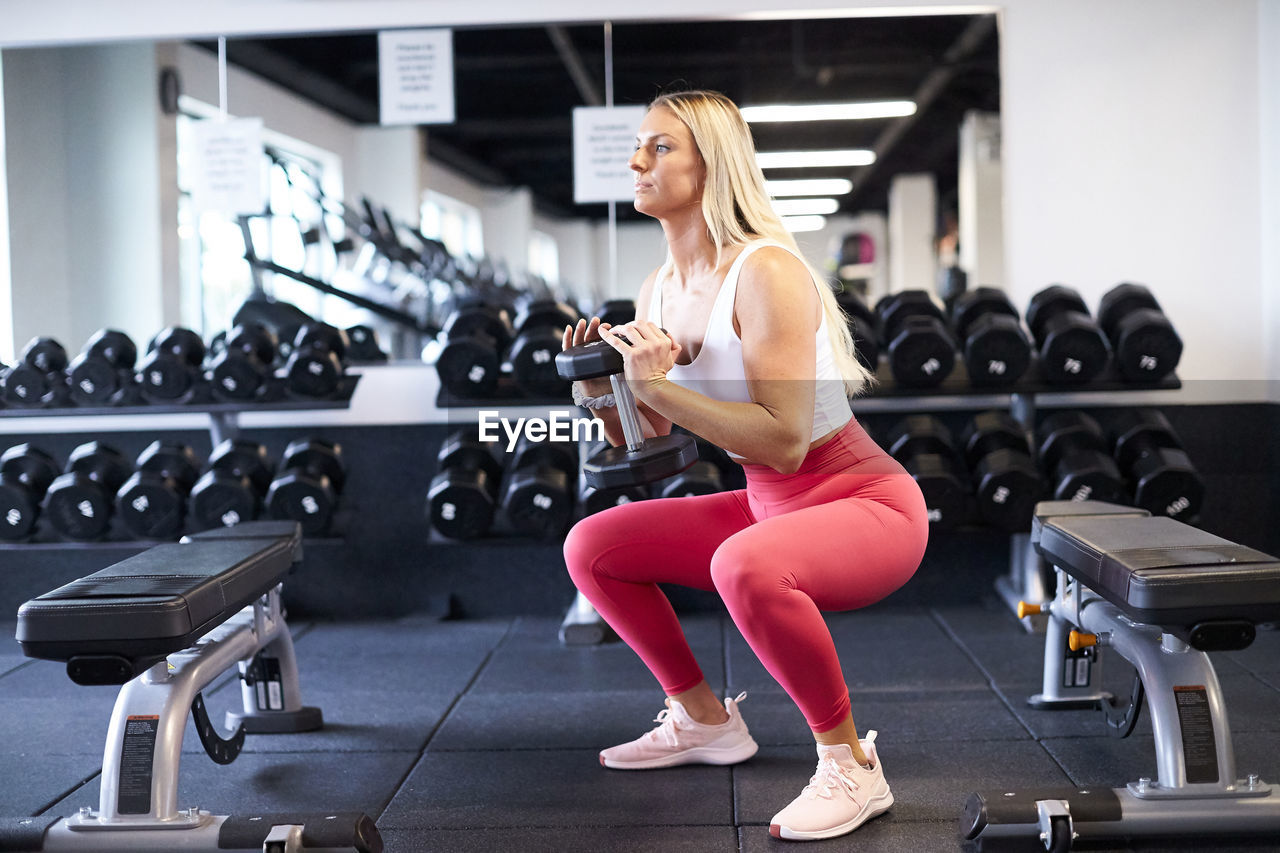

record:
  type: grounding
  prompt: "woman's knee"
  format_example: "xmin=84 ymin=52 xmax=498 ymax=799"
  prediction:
xmin=710 ymin=540 xmax=791 ymax=604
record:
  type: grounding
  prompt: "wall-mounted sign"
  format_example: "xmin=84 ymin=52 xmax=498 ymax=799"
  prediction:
xmin=573 ymin=106 xmax=647 ymax=204
xmin=189 ymin=117 xmax=265 ymax=215
xmin=379 ymin=28 xmax=456 ymax=125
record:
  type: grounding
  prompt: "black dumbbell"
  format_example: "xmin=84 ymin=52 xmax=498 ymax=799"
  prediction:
xmin=2 ymin=336 xmax=70 ymax=407
xmin=207 ymin=323 xmax=278 ymax=402
xmin=837 ymin=290 xmax=881 ymax=373
xmin=1025 ymin=286 xmax=1111 ymax=384
xmin=657 ymin=460 xmax=724 ymax=499
xmin=1035 ymin=411 xmax=1126 ymax=504
xmin=508 ymin=298 xmax=580 ymax=398
xmin=67 ymin=329 xmax=139 ymax=406
xmin=284 ymin=323 xmax=349 ymax=398
xmin=44 ymin=441 xmax=132 ymax=540
xmin=950 ymin=288 xmax=1032 ymax=387
xmin=875 ymin=291 xmax=957 ymax=387
xmin=959 ymin=411 xmax=1043 ymax=531
xmin=428 ymin=429 xmax=505 ymax=539
xmin=501 ymin=435 xmax=578 ymax=539
xmin=555 ymin=337 xmax=699 ymax=489
xmin=435 ymin=300 xmax=514 ymax=399
xmin=189 ymin=439 xmax=274 ymax=530
xmin=265 ymin=438 xmax=346 ymax=536
xmin=116 ymin=441 xmax=200 ymax=539
xmin=884 ymin=414 xmax=970 ymax=529
xmin=580 ymin=482 xmax=649 ymax=517
xmin=594 ymin=299 xmax=637 ymax=328
xmin=345 ymin=325 xmax=388 ymax=362
xmin=1097 ymin=283 xmax=1183 ymax=383
xmin=137 ymin=326 xmax=207 ymax=404
xmin=1109 ymin=409 xmax=1204 ymax=521
xmin=0 ymin=444 xmax=59 ymax=540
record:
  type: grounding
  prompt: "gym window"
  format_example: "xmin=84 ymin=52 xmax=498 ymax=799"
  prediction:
xmin=420 ymin=190 xmax=483 ymax=264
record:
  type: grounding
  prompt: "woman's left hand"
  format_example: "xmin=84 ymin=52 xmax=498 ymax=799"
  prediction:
xmin=600 ymin=321 xmax=681 ymax=390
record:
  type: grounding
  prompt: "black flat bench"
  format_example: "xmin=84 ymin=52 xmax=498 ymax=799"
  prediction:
xmin=16 ymin=521 xmax=302 ymax=685
xmin=1032 ymin=500 xmax=1280 ymax=649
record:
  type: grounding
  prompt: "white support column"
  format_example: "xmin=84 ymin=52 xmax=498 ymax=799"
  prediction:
xmin=480 ymin=186 xmax=533 ymax=285
xmin=959 ymin=110 xmax=1005 ymax=289
xmin=0 ymin=50 xmax=11 ymax=364
xmin=887 ymin=173 xmax=937 ymax=294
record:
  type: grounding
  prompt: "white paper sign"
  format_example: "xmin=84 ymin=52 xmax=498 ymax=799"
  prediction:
xmin=379 ymin=28 xmax=455 ymax=125
xmin=189 ymin=117 xmax=266 ymax=215
xmin=573 ymin=106 xmax=647 ymax=203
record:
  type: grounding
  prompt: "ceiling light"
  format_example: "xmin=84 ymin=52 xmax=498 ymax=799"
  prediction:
xmin=772 ymin=198 xmax=840 ymax=217
xmin=757 ymin=150 xmax=875 ymax=169
xmin=741 ymin=101 xmax=916 ymax=123
xmin=766 ymin=178 xmax=853 ymax=197
xmin=781 ymin=215 xmax=828 ymax=233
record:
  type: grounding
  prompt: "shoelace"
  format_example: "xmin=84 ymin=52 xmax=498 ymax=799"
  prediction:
xmin=803 ymin=756 xmax=862 ymax=801
xmin=648 ymin=708 xmax=682 ymax=748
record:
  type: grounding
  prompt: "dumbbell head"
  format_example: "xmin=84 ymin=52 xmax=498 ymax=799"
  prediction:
xmin=886 ymin=414 xmax=957 ymax=461
xmin=952 ymin=289 xmax=1030 ymax=386
xmin=1097 ymin=283 xmax=1182 ymax=382
xmin=837 ymin=291 xmax=881 ymax=373
xmin=971 ymin=448 xmax=1042 ymax=531
xmin=4 ymin=337 xmax=70 ymax=407
xmin=555 ymin=339 xmax=622 ymax=381
xmin=582 ymin=434 xmax=699 ymax=490
xmin=265 ymin=438 xmax=345 ymax=535
xmin=1026 ymin=286 xmax=1110 ymax=384
xmin=901 ymin=452 xmax=970 ymax=529
xmin=502 ymin=437 xmax=578 ymax=540
xmin=68 ymin=329 xmax=137 ymax=406
xmin=595 ymin=299 xmax=637 ymax=328
xmin=428 ymin=431 xmax=503 ymax=539
xmin=189 ymin=469 xmax=259 ymax=530
xmin=44 ymin=442 xmax=131 ymax=540
xmin=137 ymin=326 xmax=206 ymax=402
xmin=285 ymin=324 xmax=347 ymax=398
xmin=879 ymin=294 xmax=957 ymax=387
xmin=960 ymin=410 xmax=1031 ymax=469
xmin=580 ymin=483 xmax=649 ymax=516
xmin=209 ymin=323 xmax=277 ymax=401
xmin=0 ymin=444 xmax=59 ymax=540
xmin=951 ymin=288 xmax=1019 ymax=340
xmin=876 ymin=291 xmax=946 ymax=339
xmin=345 ymin=325 xmax=388 ymax=362
xmin=1110 ymin=409 xmax=1203 ymax=521
xmin=509 ymin=300 xmax=580 ymax=398
xmin=444 ymin=301 xmax=516 ymax=352
xmin=118 ymin=441 xmax=199 ymax=540
xmin=208 ymin=439 xmax=274 ymax=495
xmin=20 ymin=337 xmax=69 ymax=374
xmin=1036 ymin=410 xmax=1108 ymax=475
xmin=657 ymin=460 xmax=724 ymax=499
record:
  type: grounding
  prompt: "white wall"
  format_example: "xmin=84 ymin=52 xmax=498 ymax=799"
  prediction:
xmin=1263 ymin=0 xmax=1280 ymax=398
xmin=0 ymin=54 xmax=11 ymax=363
xmin=888 ymin=173 xmax=938 ymax=293
xmin=958 ymin=110 xmax=1004 ymax=289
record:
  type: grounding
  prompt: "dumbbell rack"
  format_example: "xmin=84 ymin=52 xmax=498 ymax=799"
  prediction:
xmin=0 ymin=376 xmax=359 ymax=549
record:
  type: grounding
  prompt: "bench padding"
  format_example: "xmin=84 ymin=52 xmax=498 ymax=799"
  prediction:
xmin=1033 ymin=502 xmax=1280 ymax=628
xmin=15 ymin=522 xmax=301 ymax=668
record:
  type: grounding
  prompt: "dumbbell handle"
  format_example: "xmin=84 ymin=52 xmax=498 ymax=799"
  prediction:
xmin=611 ymin=374 xmax=645 ymax=452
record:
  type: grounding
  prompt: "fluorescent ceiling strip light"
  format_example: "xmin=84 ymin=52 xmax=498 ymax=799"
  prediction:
xmin=757 ymin=149 xmax=875 ymax=169
xmin=766 ymin=178 xmax=853 ymax=197
xmin=741 ymin=101 xmax=916 ymax=122
xmin=781 ymin=215 xmax=828 ymax=233
xmin=773 ymin=198 xmax=840 ymax=216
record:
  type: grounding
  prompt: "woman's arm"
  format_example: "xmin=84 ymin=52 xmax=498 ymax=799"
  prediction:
xmin=564 ymin=270 xmax=673 ymax=447
xmin=611 ymin=247 xmax=819 ymax=473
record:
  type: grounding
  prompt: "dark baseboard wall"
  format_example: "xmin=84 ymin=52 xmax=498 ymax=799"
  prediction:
xmin=0 ymin=402 xmax=1276 ymax=622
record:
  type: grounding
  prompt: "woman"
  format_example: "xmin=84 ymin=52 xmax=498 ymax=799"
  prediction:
xmin=561 ymin=89 xmax=929 ymax=841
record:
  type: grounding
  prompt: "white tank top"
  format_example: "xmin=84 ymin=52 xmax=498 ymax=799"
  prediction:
xmin=645 ymin=240 xmax=852 ymax=458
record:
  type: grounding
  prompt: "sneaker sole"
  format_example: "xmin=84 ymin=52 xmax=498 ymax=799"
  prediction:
xmin=600 ymin=738 xmax=759 ymax=770
xmin=769 ymin=790 xmax=893 ymax=841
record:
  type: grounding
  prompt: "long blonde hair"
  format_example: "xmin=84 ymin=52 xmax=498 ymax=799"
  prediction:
xmin=649 ymin=89 xmax=873 ymax=396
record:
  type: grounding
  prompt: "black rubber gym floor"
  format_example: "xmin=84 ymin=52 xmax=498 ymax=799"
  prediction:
xmin=2 ymin=599 xmax=1279 ymax=852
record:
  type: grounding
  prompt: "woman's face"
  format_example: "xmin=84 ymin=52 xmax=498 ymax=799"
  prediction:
xmin=629 ymin=106 xmax=704 ymax=218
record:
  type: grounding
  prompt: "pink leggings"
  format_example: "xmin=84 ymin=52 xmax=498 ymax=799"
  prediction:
xmin=563 ymin=417 xmax=930 ymax=732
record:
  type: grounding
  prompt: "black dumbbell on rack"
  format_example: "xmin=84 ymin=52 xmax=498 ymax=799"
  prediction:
xmin=959 ymin=411 xmax=1043 ymax=531
xmin=284 ymin=323 xmax=349 ymax=399
xmin=1109 ymin=409 xmax=1204 ymax=522
xmin=434 ymin=300 xmax=515 ymax=399
xmin=67 ymin=329 xmax=140 ymax=407
xmin=1096 ymin=283 xmax=1183 ymax=383
xmin=508 ymin=298 xmax=581 ymax=398
xmin=950 ymin=288 xmax=1032 ymax=387
xmin=189 ymin=439 xmax=274 ymax=530
xmin=345 ymin=324 xmax=388 ymax=363
xmin=875 ymin=291 xmax=957 ymax=388
xmin=44 ymin=441 xmax=133 ymax=540
xmin=1035 ymin=411 xmax=1126 ymax=504
xmin=594 ymin=299 xmax=637 ymax=328
xmin=837 ymin=290 xmax=881 ymax=373
xmin=1025 ymin=285 xmax=1111 ymax=385
xmin=0 ymin=444 xmax=59 ymax=541
xmin=501 ymin=435 xmax=578 ymax=539
xmin=265 ymin=438 xmax=346 ymax=536
xmin=137 ymin=326 xmax=208 ymax=404
xmin=115 ymin=441 xmax=200 ymax=539
xmin=884 ymin=414 xmax=971 ymax=529
xmin=2 ymin=337 xmax=70 ymax=408
xmin=428 ymin=429 xmax=505 ymax=539
xmin=579 ymin=475 xmax=649 ymax=518
xmin=207 ymin=323 xmax=279 ymax=403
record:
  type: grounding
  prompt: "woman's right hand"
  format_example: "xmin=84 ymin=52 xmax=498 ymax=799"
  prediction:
xmin=563 ymin=316 xmax=614 ymax=397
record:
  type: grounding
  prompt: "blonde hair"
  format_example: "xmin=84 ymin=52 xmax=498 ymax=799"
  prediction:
xmin=649 ymin=89 xmax=874 ymax=396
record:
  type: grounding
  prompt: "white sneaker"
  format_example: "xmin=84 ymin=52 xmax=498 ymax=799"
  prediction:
xmin=599 ymin=691 xmax=759 ymax=769
xmin=769 ymin=731 xmax=894 ymax=841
